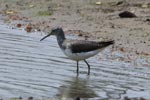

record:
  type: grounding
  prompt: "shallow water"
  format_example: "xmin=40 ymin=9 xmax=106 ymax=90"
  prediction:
xmin=0 ymin=24 xmax=150 ymax=99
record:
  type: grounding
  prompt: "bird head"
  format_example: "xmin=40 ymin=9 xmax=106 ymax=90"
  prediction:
xmin=40 ymin=27 xmax=63 ymax=41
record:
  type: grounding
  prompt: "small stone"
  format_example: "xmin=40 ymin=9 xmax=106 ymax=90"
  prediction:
xmin=146 ymin=19 xmax=150 ymax=21
xmin=124 ymin=96 xmax=131 ymax=100
xmin=75 ymin=97 xmax=80 ymax=100
xmin=140 ymin=97 xmax=146 ymax=100
xmin=119 ymin=47 xmax=125 ymax=52
xmin=26 ymin=25 xmax=32 ymax=32
xmin=119 ymin=11 xmax=137 ymax=18
xmin=78 ymin=33 xmax=83 ymax=36
xmin=16 ymin=23 xmax=22 ymax=28
xmin=111 ymin=25 xmax=115 ymax=28
xmin=116 ymin=1 xmax=124 ymax=5
xmin=28 ymin=97 xmax=33 ymax=100
xmin=5 ymin=4 xmax=9 ymax=8
xmin=19 ymin=96 xmax=22 ymax=100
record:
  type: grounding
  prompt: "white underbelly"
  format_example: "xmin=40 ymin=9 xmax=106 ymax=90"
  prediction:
xmin=62 ymin=49 xmax=103 ymax=61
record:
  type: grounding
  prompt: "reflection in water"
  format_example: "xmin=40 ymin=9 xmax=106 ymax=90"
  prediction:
xmin=57 ymin=76 xmax=97 ymax=100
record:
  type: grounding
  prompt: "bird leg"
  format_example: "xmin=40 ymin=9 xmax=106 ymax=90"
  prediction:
xmin=84 ymin=60 xmax=90 ymax=75
xmin=77 ymin=61 xmax=79 ymax=74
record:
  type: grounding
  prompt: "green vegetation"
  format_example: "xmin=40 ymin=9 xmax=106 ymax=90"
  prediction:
xmin=37 ymin=10 xmax=53 ymax=16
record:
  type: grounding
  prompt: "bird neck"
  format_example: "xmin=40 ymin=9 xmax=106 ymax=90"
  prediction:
xmin=56 ymin=30 xmax=66 ymax=48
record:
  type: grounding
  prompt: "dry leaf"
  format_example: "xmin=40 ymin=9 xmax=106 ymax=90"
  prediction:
xmin=6 ymin=10 xmax=14 ymax=14
xmin=29 ymin=4 xmax=35 ymax=8
xmin=141 ymin=4 xmax=148 ymax=8
xmin=96 ymin=2 xmax=101 ymax=5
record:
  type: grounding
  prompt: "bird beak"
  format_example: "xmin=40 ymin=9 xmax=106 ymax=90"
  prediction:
xmin=40 ymin=33 xmax=51 ymax=41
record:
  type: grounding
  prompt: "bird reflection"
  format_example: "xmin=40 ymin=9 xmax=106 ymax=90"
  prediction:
xmin=57 ymin=76 xmax=97 ymax=100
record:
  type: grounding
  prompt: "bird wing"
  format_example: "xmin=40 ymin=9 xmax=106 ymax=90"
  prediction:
xmin=64 ymin=40 xmax=114 ymax=53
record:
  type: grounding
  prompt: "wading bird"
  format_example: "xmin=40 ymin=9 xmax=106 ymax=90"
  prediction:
xmin=40 ymin=27 xmax=114 ymax=75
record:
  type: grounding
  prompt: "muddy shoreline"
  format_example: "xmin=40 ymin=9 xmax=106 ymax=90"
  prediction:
xmin=0 ymin=0 xmax=150 ymax=66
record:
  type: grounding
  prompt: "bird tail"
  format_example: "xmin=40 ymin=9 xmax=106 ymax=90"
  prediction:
xmin=98 ymin=40 xmax=114 ymax=48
